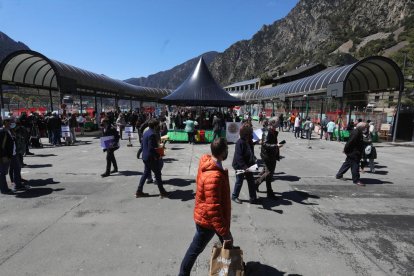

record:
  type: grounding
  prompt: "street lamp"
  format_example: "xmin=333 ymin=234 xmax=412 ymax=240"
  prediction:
xmin=303 ymin=95 xmax=309 ymax=119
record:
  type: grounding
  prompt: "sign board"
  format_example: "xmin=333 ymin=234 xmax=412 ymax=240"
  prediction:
xmin=100 ymin=136 xmax=115 ymax=149
xmin=252 ymin=128 xmax=263 ymax=142
xmin=124 ymin=126 xmax=134 ymax=138
xmin=380 ymin=123 xmax=391 ymax=131
xmin=327 ymin=82 xmax=344 ymax=98
xmin=226 ymin=122 xmax=241 ymax=143
xmin=61 ymin=126 xmax=71 ymax=137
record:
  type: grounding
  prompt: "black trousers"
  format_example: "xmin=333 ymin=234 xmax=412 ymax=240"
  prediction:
xmin=336 ymin=156 xmax=360 ymax=183
xmin=105 ymin=149 xmax=118 ymax=173
xmin=256 ymin=159 xmax=276 ymax=194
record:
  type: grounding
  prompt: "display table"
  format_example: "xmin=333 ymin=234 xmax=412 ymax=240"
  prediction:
xmin=333 ymin=130 xmax=350 ymax=141
xmin=167 ymin=130 xmax=226 ymax=143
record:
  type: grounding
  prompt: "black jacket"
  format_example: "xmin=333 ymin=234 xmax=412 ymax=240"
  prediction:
xmin=344 ymin=128 xmax=364 ymax=161
xmin=260 ymin=128 xmax=279 ymax=161
xmin=232 ymin=138 xmax=255 ymax=170
xmin=0 ymin=129 xmax=14 ymax=159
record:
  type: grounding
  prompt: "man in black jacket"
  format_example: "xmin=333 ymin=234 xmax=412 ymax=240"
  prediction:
xmin=335 ymin=122 xmax=367 ymax=186
xmin=231 ymin=124 xmax=258 ymax=204
xmin=0 ymin=119 xmax=15 ymax=194
xmin=101 ymin=119 xmax=120 ymax=177
xmin=255 ymin=118 xmax=283 ymax=198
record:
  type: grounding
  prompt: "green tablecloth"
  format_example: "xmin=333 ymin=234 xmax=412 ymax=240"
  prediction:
xmin=167 ymin=130 xmax=225 ymax=143
xmin=333 ymin=130 xmax=350 ymax=141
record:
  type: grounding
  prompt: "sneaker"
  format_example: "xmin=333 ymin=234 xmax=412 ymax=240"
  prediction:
xmin=249 ymin=198 xmax=261 ymax=205
xmin=146 ymin=179 xmax=154 ymax=184
xmin=335 ymin=175 xmax=343 ymax=180
xmin=101 ymin=172 xmax=110 ymax=178
xmin=25 ymin=152 xmax=35 ymax=156
xmin=135 ymin=191 xmax=150 ymax=198
xmin=232 ymin=197 xmax=242 ymax=204
xmin=1 ymin=189 xmax=14 ymax=195
xmin=110 ymin=169 xmax=118 ymax=174
xmin=159 ymin=191 xmax=170 ymax=198
xmin=354 ymin=181 xmax=365 ymax=186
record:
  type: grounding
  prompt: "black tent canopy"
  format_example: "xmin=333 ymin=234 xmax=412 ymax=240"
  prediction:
xmin=160 ymin=57 xmax=244 ymax=107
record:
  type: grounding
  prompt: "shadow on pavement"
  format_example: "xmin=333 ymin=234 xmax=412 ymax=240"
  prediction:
xmin=117 ymin=171 xmax=143 ymax=176
xmin=164 ymin=178 xmax=194 ymax=187
xmin=26 ymin=178 xmax=60 ymax=187
xmin=245 ymin=261 xmax=302 ymax=276
xmin=15 ymin=188 xmax=65 ymax=198
xmin=26 ymin=153 xmax=57 ymax=157
xmin=371 ymin=170 xmax=388 ymax=175
xmin=275 ymin=175 xmax=301 ymax=182
xmin=168 ymin=189 xmax=195 ymax=201
xmin=255 ymin=190 xmax=320 ymax=213
xmin=25 ymin=164 xmax=53 ymax=168
xmin=163 ymin=158 xmax=178 ymax=163
xmin=169 ymin=147 xmax=185 ymax=150
xmin=361 ymin=178 xmax=393 ymax=185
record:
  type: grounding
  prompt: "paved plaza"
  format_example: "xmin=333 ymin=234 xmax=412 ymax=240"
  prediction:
xmin=0 ymin=129 xmax=413 ymax=276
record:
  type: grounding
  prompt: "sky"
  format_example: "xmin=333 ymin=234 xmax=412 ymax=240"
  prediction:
xmin=0 ymin=0 xmax=299 ymax=80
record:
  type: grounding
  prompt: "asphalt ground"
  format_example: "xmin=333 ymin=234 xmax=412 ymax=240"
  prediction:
xmin=0 ymin=127 xmax=413 ymax=276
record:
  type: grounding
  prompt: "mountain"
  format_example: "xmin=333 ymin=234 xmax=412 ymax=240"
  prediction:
xmin=124 ymin=51 xmax=219 ymax=89
xmin=127 ymin=0 xmax=413 ymax=89
xmin=209 ymin=0 xmax=414 ymax=86
xmin=0 ymin=31 xmax=30 ymax=62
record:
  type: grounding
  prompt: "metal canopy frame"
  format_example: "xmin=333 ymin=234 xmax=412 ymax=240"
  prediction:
xmin=0 ymin=50 xmax=171 ymax=109
xmin=231 ymin=56 xmax=404 ymax=103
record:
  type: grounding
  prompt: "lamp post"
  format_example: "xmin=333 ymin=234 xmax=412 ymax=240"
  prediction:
xmin=304 ymin=95 xmax=309 ymax=119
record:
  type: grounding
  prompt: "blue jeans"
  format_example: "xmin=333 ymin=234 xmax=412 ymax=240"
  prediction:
xmin=232 ymin=171 xmax=257 ymax=200
xmin=137 ymin=159 xmax=166 ymax=193
xmin=179 ymin=224 xmax=223 ymax=276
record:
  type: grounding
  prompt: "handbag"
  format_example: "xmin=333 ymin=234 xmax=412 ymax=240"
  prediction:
xmin=209 ymin=242 xmax=244 ymax=276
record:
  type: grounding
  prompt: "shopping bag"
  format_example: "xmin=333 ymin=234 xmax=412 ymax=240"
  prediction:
xmin=209 ymin=242 xmax=244 ymax=276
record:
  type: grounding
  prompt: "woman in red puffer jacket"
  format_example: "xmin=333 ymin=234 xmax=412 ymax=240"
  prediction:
xmin=179 ymin=138 xmax=233 ymax=276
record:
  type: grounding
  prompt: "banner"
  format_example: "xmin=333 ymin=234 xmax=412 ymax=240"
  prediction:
xmin=100 ymin=136 xmax=115 ymax=149
xmin=226 ymin=122 xmax=241 ymax=143
xmin=252 ymin=128 xmax=263 ymax=142
xmin=124 ymin=126 xmax=134 ymax=138
xmin=61 ymin=126 xmax=71 ymax=138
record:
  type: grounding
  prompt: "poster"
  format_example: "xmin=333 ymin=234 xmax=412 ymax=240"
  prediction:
xmin=124 ymin=126 xmax=134 ymax=138
xmin=100 ymin=136 xmax=115 ymax=149
xmin=252 ymin=128 xmax=263 ymax=142
xmin=226 ymin=122 xmax=241 ymax=143
xmin=61 ymin=126 xmax=71 ymax=138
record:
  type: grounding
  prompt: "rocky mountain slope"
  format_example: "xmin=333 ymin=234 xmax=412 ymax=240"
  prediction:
xmin=209 ymin=0 xmax=414 ymax=86
xmin=0 ymin=31 xmax=30 ymax=62
xmin=124 ymin=51 xmax=218 ymax=89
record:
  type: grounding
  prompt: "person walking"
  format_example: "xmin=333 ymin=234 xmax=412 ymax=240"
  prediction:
xmin=116 ymin=113 xmax=126 ymax=140
xmin=303 ymin=117 xmax=312 ymax=140
xmin=326 ymin=119 xmax=336 ymax=141
xmin=361 ymin=126 xmax=377 ymax=173
xmin=69 ymin=113 xmax=78 ymax=144
xmin=321 ymin=116 xmax=329 ymax=139
xmin=212 ymin=115 xmax=221 ymax=140
xmin=335 ymin=122 xmax=367 ymax=186
xmin=101 ymin=119 xmax=119 ymax=177
xmin=135 ymin=119 xmax=170 ymax=198
xmin=77 ymin=113 xmax=86 ymax=136
xmin=0 ymin=119 xmax=15 ymax=194
xmin=255 ymin=118 xmax=283 ymax=198
xmin=178 ymin=138 xmax=233 ymax=276
xmin=231 ymin=124 xmax=259 ymax=204
xmin=183 ymin=115 xmax=197 ymax=144
xmin=8 ymin=120 xmax=28 ymax=192
xmin=294 ymin=115 xmax=301 ymax=139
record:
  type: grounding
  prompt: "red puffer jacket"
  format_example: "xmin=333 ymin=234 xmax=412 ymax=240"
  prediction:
xmin=193 ymin=154 xmax=231 ymax=237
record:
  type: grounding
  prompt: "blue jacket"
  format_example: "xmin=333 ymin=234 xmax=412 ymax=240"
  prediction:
xmin=141 ymin=128 xmax=160 ymax=161
xmin=232 ymin=138 xmax=255 ymax=170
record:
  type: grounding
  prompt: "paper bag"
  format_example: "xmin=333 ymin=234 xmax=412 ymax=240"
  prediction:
xmin=209 ymin=243 xmax=244 ymax=276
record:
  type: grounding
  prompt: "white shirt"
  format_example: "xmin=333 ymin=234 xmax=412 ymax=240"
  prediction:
xmin=294 ymin=117 xmax=301 ymax=127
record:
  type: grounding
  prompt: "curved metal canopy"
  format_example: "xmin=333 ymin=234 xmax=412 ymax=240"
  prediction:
xmin=160 ymin=57 xmax=245 ymax=107
xmin=0 ymin=50 xmax=170 ymax=100
xmin=231 ymin=56 xmax=404 ymax=102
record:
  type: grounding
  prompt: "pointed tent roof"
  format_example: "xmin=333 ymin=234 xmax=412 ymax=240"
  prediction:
xmin=160 ymin=57 xmax=244 ymax=106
